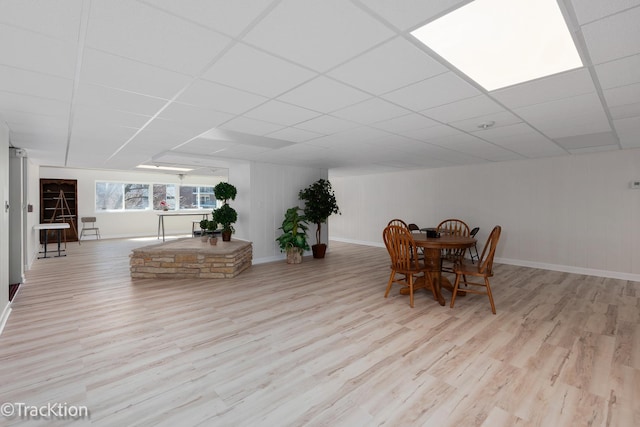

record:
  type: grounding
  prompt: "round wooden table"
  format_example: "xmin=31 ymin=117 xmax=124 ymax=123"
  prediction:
xmin=411 ymin=232 xmax=477 ymax=305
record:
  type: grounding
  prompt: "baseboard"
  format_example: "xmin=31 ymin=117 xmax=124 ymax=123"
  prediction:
xmin=0 ymin=302 xmax=12 ymax=336
xmin=495 ymin=257 xmax=640 ymax=282
xmin=329 ymin=237 xmax=640 ymax=282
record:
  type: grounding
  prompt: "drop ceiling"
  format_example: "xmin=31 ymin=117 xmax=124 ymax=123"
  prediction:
xmin=0 ymin=0 xmax=639 ymax=177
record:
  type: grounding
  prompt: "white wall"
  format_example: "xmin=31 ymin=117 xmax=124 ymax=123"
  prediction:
xmin=39 ymin=166 xmax=227 ymax=239
xmin=38 ymin=163 xmax=328 ymax=264
xmin=0 ymin=123 xmax=10 ymax=332
xmin=330 ymin=148 xmax=640 ymax=280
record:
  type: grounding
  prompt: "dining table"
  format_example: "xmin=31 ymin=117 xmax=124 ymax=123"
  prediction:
xmin=410 ymin=231 xmax=477 ymax=305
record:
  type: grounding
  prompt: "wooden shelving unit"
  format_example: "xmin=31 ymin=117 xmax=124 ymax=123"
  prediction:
xmin=40 ymin=179 xmax=78 ymax=242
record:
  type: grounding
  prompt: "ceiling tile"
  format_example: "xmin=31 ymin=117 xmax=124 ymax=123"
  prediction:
xmin=359 ymin=0 xmax=469 ymax=31
xmin=570 ymin=0 xmax=640 ymax=25
xmin=581 ymin=5 xmax=640 ymax=64
xmin=422 ymin=95 xmax=504 ymax=123
xmin=158 ymin=102 xmax=234 ymax=128
xmin=202 ymin=43 xmax=317 ymax=98
xmin=74 ymin=82 xmax=169 ymax=116
xmin=554 ymin=131 xmax=619 ymax=149
xmin=0 ymin=91 xmax=70 ymax=118
xmin=489 ymin=132 xmax=567 ymax=158
xmin=266 ymin=127 xmax=323 ymax=143
xmin=614 ymin=115 xmax=640 ymax=148
xmin=331 ymin=98 xmax=411 ymax=125
xmin=243 ymin=0 xmax=395 ymax=71
xmin=328 ymin=36 xmax=447 ymax=94
xmin=609 ymin=102 xmax=640 ymax=120
xmin=0 ymin=0 xmax=83 ymax=42
xmin=143 ymin=0 xmax=274 ymax=37
xmin=0 ymin=24 xmax=77 ymax=79
xmin=80 ymin=48 xmax=192 ymax=99
xmin=243 ymin=100 xmax=321 ymax=126
xmin=86 ymin=0 xmax=231 ymax=75
xmin=294 ymin=115 xmax=360 ymax=135
xmin=492 ymin=69 xmax=596 ymax=109
xmin=595 ymin=54 xmax=640 ymax=89
xmin=603 ymin=82 xmax=640 ymax=107
xmin=383 ymin=72 xmax=480 ymax=111
xmin=277 ymin=76 xmax=371 ymax=113
xmin=0 ymin=65 xmax=73 ymax=102
xmin=176 ymin=79 xmax=267 ymax=114
xmin=370 ymin=113 xmax=438 ymax=133
xmin=220 ymin=116 xmax=285 ymax=136
xmin=449 ymin=111 xmax=521 ymax=133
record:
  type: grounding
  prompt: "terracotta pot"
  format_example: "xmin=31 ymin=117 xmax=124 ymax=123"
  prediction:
xmin=209 ymin=237 xmax=218 ymax=245
xmin=312 ymin=243 xmax=327 ymax=259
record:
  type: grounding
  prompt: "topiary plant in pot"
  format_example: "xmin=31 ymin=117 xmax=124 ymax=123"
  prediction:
xmin=298 ymin=179 xmax=340 ymax=258
xmin=276 ymin=206 xmax=310 ymax=264
xmin=212 ymin=182 xmax=237 ymax=241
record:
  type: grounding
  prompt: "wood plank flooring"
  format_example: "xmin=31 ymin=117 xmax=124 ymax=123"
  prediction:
xmin=0 ymin=237 xmax=638 ymax=426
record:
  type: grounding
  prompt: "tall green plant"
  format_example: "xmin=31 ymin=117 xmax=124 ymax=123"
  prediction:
xmin=298 ymin=179 xmax=340 ymax=246
xmin=212 ymin=182 xmax=237 ymax=234
xmin=276 ymin=207 xmax=310 ymax=254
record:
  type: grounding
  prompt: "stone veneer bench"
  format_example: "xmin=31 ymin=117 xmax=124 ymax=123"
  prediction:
xmin=130 ymin=237 xmax=252 ymax=279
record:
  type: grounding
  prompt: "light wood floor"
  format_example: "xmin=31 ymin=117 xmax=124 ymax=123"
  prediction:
xmin=1 ymin=237 xmax=639 ymax=426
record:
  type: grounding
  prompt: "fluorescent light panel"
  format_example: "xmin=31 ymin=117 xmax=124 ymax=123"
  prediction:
xmin=411 ymin=0 xmax=583 ymax=91
xmin=136 ymin=165 xmax=193 ymax=172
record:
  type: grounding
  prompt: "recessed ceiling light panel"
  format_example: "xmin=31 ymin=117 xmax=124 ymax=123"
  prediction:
xmin=136 ymin=165 xmax=193 ymax=172
xmin=411 ymin=0 xmax=583 ymax=91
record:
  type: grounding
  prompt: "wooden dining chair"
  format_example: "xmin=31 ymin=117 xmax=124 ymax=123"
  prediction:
xmin=387 ymin=218 xmax=409 ymax=229
xmin=383 ymin=225 xmax=436 ymax=308
xmin=450 ymin=225 xmax=502 ymax=314
xmin=436 ymin=218 xmax=470 ymax=272
xmin=469 ymin=226 xmax=480 ymax=263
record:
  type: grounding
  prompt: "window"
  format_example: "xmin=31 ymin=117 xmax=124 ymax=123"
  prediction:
xmin=96 ymin=182 xmax=218 ymax=211
xmin=178 ymin=186 xmax=217 ymax=210
xmin=96 ymin=182 xmax=149 ymax=210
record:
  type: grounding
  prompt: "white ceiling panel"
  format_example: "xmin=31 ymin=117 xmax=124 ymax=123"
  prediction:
xmin=422 ymin=95 xmax=505 ymax=123
xmin=86 ymin=0 xmax=231 ymax=75
xmin=359 ymin=0 xmax=469 ymax=31
xmin=328 ymin=36 xmax=447 ymax=94
xmin=0 ymin=1 xmax=638 ymax=175
xmin=331 ymin=98 xmax=411 ymax=125
xmin=492 ymin=69 xmax=596 ymax=109
xmin=594 ymin=54 xmax=640 ymax=89
xmin=74 ymin=82 xmax=169 ymax=116
xmin=0 ymin=0 xmax=83 ymax=42
xmin=277 ymin=77 xmax=371 ymax=113
xmin=294 ymin=115 xmax=360 ymax=135
xmin=0 ymin=24 xmax=77 ymax=79
xmin=220 ymin=116 xmax=285 ymax=136
xmin=581 ymin=5 xmax=640 ymax=64
xmin=243 ymin=0 xmax=395 ymax=71
xmin=176 ymin=79 xmax=267 ymax=115
xmin=265 ymin=127 xmax=323 ymax=143
xmin=383 ymin=72 xmax=480 ymax=111
xmin=371 ymin=113 xmax=439 ymax=134
xmin=0 ymin=65 xmax=73 ymax=102
xmin=143 ymin=0 xmax=274 ymax=38
xmin=515 ymin=92 xmax=612 ymax=138
xmin=81 ymin=48 xmax=192 ymax=99
xmin=158 ymin=102 xmax=234 ymax=129
xmin=603 ymin=82 xmax=640 ymax=107
xmin=554 ymin=131 xmax=619 ymax=149
xmin=448 ymin=111 xmax=522 ymax=133
xmin=202 ymin=43 xmax=317 ymax=98
xmin=243 ymin=100 xmax=321 ymax=127
xmin=614 ymin=116 xmax=640 ymax=148
xmin=570 ymin=0 xmax=640 ymax=25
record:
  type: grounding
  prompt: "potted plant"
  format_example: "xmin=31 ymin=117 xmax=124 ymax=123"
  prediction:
xmin=212 ymin=182 xmax=237 ymax=241
xmin=298 ymin=179 xmax=340 ymax=258
xmin=199 ymin=219 xmax=217 ymax=241
xmin=276 ymin=207 xmax=310 ymax=264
